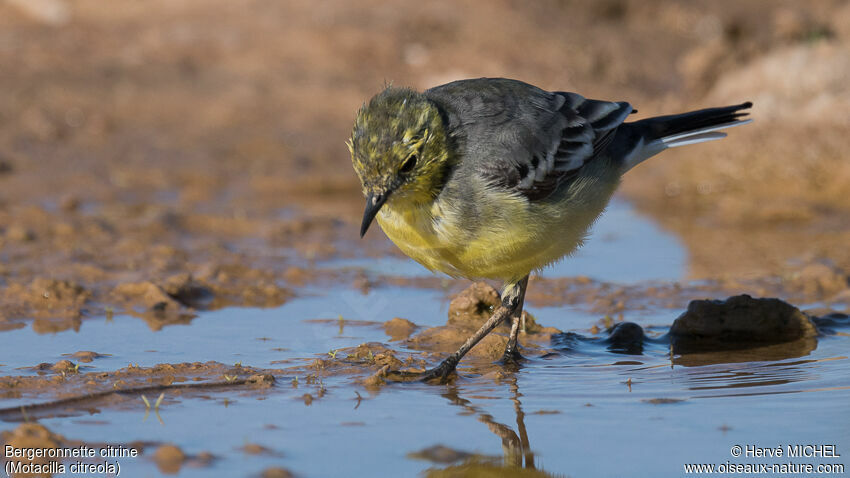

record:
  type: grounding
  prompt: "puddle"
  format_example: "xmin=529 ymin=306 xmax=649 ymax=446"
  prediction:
xmin=2 ymin=281 xmax=849 ymax=477
xmin=0 ymin=287 xmax=450 ymax=379
xmin=322 ymin=198 xmax=688 ymax=284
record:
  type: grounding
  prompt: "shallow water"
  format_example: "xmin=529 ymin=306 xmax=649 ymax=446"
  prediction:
xmin=2 ymin=199 xmax=848 ymax=477
xmin=0 ymin=287 xmax=449 ymax=381
xmin=3 ymin=285 xmax=849 ymax=476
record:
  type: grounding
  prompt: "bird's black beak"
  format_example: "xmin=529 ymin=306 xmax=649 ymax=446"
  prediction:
xmin=360 ymin=192 xmax=389 ymax=238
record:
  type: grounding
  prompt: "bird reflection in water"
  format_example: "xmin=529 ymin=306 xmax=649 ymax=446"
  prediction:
xmin=411 ymin=375 xmax=562 ymax=477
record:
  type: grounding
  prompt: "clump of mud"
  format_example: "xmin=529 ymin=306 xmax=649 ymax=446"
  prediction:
xmin=153 ymin=444 xmax=186 ymax=474
xmin=111 ymin=271 xmax=291 ymax=330
xmin=383 ymin=317 xmax=418 ymax=341
xmin=261 ymin=467 xmax=295 ymax=478
xmin=447 ymin=282 xmax=502 ymax=328
xmin=1 ymin=279 xmax=89 ymax=323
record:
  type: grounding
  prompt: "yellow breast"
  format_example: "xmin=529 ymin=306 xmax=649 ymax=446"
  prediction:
xmin=375 ymin=176 xmax=618 ymax=283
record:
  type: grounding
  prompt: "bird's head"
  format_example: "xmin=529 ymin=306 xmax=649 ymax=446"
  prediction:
xmin=348 ymin=86 xmax=452 ymax=237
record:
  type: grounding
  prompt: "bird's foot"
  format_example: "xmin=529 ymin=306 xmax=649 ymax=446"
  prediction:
xmin=381 ymin=356 xmax=458 ymax=384
xmin=419 ymin=359 xmax=458 ymax=383
xmin=500 ymin=346 xmax=524 ymax=368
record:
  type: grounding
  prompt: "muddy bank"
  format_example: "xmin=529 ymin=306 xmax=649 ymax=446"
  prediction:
xmin=0 ymin=361 xmax=275 ymax=421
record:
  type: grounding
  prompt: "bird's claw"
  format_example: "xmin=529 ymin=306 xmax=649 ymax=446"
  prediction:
xmin=500 ymin=346 xmax=523 ymax=367
xmin=382 ymin=357 xmax=458 ymax=384
xmin=419 ymin=361 xmax=457 ymax=383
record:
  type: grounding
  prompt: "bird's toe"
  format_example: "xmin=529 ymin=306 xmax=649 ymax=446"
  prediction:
xmin=500 ymin=347 xmax=524 ymax=367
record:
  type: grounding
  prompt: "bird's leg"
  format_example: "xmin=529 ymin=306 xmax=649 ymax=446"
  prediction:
xmin=502 ymin=275 xmax=529 ymax=364
xmin=385 ymin=280 xmax=524 ymax=383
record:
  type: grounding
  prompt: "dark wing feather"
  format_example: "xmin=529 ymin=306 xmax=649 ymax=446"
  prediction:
xmin=425 ymin=79 xmax=632 ymax=201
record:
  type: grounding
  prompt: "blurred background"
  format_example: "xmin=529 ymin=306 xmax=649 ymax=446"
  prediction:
xmin=1 ymin=0 xmax=850 ymax=319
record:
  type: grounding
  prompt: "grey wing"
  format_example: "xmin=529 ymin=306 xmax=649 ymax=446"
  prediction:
xmin=428 ymin=79 xmax=633 ymax=201
xmin=515 ymin=92 xmax=634 ymax=200
xmin=500 ymin=92 xmax=633 ymax=201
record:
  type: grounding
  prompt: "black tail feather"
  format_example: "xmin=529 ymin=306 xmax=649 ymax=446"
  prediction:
xmin=634 ymin=102 xmax=753 ymax=141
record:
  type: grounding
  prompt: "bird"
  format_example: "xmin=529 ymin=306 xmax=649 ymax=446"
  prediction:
xmin=348 ymin=77 xmax=751 ymax=382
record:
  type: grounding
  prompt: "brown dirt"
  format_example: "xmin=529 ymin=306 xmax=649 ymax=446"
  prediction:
xmin=383 ymin=317 xmax=418 ymax=341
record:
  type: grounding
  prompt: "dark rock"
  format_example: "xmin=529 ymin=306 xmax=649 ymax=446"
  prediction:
xmin=670 ymin=294 xmax=817 ymax=353
xmin=604 ymin=322 xmax=645 ymax=355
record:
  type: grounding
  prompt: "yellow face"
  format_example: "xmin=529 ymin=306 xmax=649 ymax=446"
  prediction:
xmin=349 ymin=87 xmax=453 ymax=235
xmin=349 ymin=87 xmax=452 ymax=199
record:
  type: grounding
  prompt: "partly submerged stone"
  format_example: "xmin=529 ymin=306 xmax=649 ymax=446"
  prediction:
xmin=669 ymin=294 xmax=817 ymax=353
xmin=604 ymin=322 xmax=645 ymax=355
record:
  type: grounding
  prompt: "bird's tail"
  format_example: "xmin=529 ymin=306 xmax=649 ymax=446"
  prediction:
xmin=620 ymin=102 xmax=752 ymax=172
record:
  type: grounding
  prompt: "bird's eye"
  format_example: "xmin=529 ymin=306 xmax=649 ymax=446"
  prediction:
xmin=400 ymin=153 xmax=418 ymax=173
